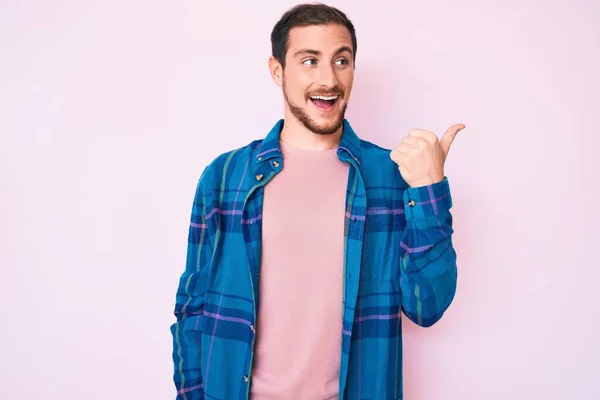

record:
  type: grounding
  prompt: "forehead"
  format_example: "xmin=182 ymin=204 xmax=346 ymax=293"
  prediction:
xmin=287 ymin=23 xmax=353 ymax=55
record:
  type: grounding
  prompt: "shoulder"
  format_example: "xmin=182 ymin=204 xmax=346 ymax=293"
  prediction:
xmin=357 ymin=138 xmax=408 ymax=189
xmin=196 ymin=139 xmax=262 ymax=196
xmin=359 ymin=138 xmax=392 ymax=159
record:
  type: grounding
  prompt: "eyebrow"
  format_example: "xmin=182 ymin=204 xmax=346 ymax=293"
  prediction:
xmin=293 ymin=46 xmax=353 ymax=58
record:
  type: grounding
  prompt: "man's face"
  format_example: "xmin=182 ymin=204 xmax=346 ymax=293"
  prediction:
xmin=274 ymin=23 xmax=355 ymax=135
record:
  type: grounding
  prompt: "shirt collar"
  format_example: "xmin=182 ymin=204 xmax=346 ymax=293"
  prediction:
xmin=253 ymin=118 xmax=362 ymax=166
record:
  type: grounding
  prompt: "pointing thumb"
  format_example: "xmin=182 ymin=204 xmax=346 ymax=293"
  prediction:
xmin=440 ymin=123 xmax=465 ymax=156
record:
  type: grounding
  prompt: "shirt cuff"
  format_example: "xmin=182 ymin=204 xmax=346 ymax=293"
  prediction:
xmin=403 ymin=177 xmax=453 ymax=220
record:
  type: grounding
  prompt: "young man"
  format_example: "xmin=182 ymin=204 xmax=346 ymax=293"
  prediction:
xmin=171 ymin=3 xmax=463 ymax=399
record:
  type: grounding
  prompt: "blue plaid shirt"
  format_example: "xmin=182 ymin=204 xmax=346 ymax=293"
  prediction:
xmin=170 ymin=119 xmax=458 ymax=399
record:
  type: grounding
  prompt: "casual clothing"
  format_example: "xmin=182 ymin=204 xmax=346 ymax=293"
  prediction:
xmin=249 ymin=141 xmax=349 ymax=399
xmin=170 ymin=119 xmax=458 ymax=400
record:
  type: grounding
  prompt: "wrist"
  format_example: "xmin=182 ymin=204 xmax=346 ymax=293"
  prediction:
xmin=404 ymin=177 xmax=452 ymax=220
xmin=408 ymin=175 xmax=444 ymax=188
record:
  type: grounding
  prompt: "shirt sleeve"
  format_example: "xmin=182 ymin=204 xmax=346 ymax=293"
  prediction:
xmin=399 ymin=177 xmax=458 ymax=327
xmin=170 ymin=168 xmax=213 ymax=399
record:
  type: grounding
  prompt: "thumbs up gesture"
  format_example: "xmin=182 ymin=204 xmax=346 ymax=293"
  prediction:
xmin=390 ymin=123 xmax=465 ymax=188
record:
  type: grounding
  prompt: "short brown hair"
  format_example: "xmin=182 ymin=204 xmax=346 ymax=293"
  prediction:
xmin=270 ymin=3 xmax=357 ymax=68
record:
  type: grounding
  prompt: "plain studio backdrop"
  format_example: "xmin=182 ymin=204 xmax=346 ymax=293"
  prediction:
xmin=1 ymin=0 xmax=598 ymax=399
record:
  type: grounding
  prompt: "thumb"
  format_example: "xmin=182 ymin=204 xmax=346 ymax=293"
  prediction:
xmin=439 ymin=123 xmax=465 ymax=156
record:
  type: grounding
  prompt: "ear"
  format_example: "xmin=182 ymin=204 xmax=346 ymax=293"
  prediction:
xmin=269 ymin=56 xmax=283 ymax=87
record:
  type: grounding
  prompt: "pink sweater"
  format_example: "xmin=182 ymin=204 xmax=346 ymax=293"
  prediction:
xmin=249 ymin=141 xmax=350 ymax=399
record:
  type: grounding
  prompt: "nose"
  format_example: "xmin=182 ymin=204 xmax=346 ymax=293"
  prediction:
xmin=317 ymin=63 xmax=338 ymax=89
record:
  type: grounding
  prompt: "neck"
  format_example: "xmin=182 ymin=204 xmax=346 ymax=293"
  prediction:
xmin=279 ymin=115 xmax=343 ymax=151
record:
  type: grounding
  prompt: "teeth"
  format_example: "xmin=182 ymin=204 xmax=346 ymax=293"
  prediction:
xmin=310 ymin=95 xmax=338 ymax=100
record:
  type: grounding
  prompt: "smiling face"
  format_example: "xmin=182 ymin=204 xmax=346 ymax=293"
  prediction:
xmin=269 ymin=23 xmax=355 ymax=135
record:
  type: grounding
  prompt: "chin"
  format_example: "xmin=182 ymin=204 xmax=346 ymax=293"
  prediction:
xmin=306 ymin=116 xmax=344 ymax=135
xmin=309 ymin=109 xmax=346 ymax=135
xmin=286 ymin=95 xmax=347 ymax=135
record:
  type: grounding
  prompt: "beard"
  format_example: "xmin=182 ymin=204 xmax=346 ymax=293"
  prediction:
xmin=282 ymin=78 xmax=347 ymax=135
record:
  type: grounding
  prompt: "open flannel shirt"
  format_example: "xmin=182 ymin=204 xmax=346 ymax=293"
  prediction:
xmin=170 ymin=119 xmax=458 ymax=399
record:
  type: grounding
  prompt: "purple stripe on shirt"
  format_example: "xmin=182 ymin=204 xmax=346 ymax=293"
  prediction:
xmin=207 ymin=208 xmax=242 ymax=218
xmin=257 ymin=147 xmax=279 ymax=158
xmin=357 ymin=292 xmax=363 ymax=395
xmin=427 ymin=185 xmax=438 ymax=214
xmin=203 ymin=207 xmax=263 ymax=225
xmin=204 ymin=293 xmax=225 ymax=394
xmin=400 ymin=241 xmax=433 ymax=253
xmin=366 ymin=207 xmax=405 ymax=215
xmin=177 ymin=383 xmax=203 ymax=394
xmin=242 ymin=214 xmax=262 ymax=224
xmin=345 ymin=212 xmax=366 ymax=221
xmin=417 ymin=192 xmax=449 ymax=206
xmin=203 ymin=310 xmax=253 ymax=327
xmin=356 ymin=312 xmax=402 ymax=322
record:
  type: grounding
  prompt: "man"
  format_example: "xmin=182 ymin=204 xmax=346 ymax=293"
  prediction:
xmin=171 ymin=3 xmax=463 ymax=399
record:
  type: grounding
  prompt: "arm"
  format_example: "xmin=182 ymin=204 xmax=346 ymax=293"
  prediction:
xmin=170 ymin=171 xmax=213 ymax=399
xmin=399 ymin=177 xmax=457 ymax=327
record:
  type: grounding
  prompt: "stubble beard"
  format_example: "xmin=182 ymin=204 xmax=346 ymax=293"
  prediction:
xmin=282 ymin=78 xmax=347 ymax=136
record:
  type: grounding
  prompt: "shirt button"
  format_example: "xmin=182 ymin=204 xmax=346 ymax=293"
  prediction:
xmin=250 ymin=323 xmax=255 ymax=332
xmin=256 ymin=174 xmax=263 ymax=181
xmin=272 ymin=161 xmax=280 ymax=167
xmin=243 ymin=375 xmax=249 ymax=383
xmin=408 ymin=200 xmax=415 ymax=207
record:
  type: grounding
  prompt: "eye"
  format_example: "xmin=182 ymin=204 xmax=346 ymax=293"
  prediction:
xmin=302 ymin=58 xmax=317 ymax=65
xmin=335 ymin=58 xmax=349 ymax=66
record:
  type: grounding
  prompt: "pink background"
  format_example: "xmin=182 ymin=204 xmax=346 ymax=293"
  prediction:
xmin=1 ymin=1 xmax=598 ymax=399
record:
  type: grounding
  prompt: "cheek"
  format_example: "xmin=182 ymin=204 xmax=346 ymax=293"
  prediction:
xmin=285 ymin=72 xmax=312 ymax=97
xmin=288 ymin=83 xmax=309 ymax=101
xmin=294 ymin=68 xmax=317 ymax=86
xmin=341 ymin=73 xmax=354 ymax=92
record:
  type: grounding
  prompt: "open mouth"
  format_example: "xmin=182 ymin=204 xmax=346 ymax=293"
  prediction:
xmin=309 ymin=95 xmax=339 ymax=111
